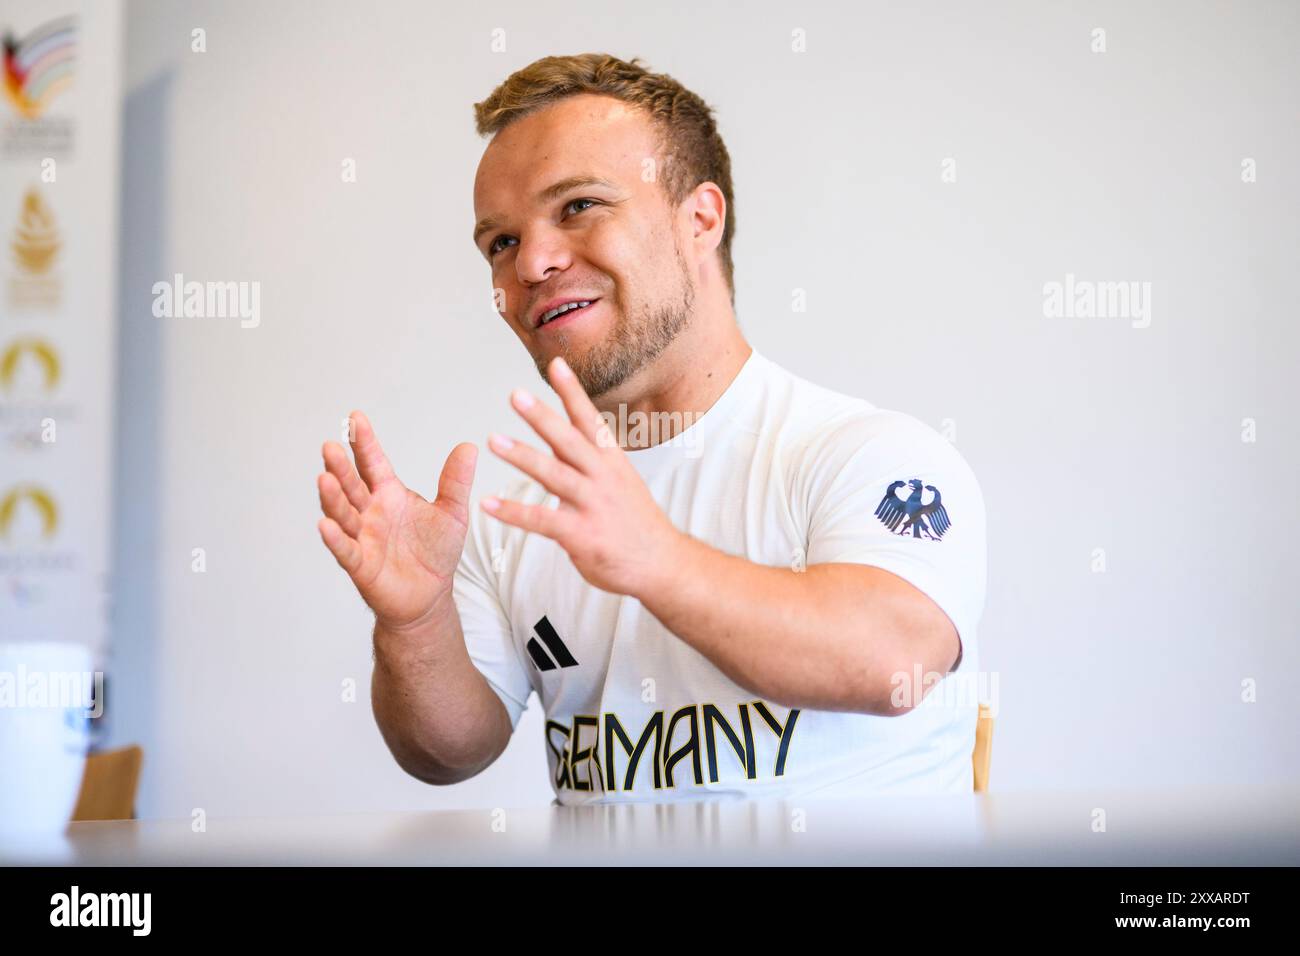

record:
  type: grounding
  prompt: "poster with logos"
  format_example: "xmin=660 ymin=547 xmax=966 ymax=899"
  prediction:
xmin=0 ymin=0 xmax=121 ymax=661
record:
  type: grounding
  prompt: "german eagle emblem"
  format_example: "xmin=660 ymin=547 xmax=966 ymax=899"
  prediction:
xmin=874 ymin=479 xmax=951 ymax=541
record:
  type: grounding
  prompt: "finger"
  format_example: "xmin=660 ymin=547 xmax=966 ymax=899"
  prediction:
xmin=480 ymin=495 xmax=568 ymax=541
xmin=487 ymin=433 xmax=588 ymax=504
xmin=433 ymin=442 xmax=478 ymax=525
xmin=510 ymin=387 xmax=601 ymax=474
xmin=317 ymin=516 xmax=361 ymax=575
xmin=317 ymin=471 xmax=362 ymax=538
xmin=323 ymin=440 xmax=371 ymax=511
xmin=547 ymin=355 xmax=613 ymax=448
xmin=348 ymin=410 xmax=397 ymax=490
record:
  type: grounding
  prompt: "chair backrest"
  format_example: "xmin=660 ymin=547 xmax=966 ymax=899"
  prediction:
xmin=972 ymin=704 xmax=994 ymax=793
xmin=72 ymin=745 xmax=144 ymax=821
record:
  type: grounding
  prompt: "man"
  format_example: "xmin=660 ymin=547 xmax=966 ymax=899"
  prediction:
xmin=316 ymin=53 xmax=987 ymax=804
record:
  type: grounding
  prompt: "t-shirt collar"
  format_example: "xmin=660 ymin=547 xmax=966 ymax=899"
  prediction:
xmin=621 ymin=346 xmax=767 ymax=478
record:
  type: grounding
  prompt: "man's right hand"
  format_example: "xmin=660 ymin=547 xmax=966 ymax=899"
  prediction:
xmin=316 ymin=411 xmax=478 ymax=632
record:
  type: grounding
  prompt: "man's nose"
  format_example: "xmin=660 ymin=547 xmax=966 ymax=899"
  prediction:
xmin=515 ymin=228 xmax=573 ymax=286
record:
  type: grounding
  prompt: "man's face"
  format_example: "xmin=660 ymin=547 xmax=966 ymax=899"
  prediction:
xmin=472 ymin=94 xmax=696 ymax=398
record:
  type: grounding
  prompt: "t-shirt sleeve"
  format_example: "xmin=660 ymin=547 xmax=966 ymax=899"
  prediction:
xmin=803 ymin=412 xmax=988 ymax=671
xmin=451 ymin=502 xmax=533 ymax=729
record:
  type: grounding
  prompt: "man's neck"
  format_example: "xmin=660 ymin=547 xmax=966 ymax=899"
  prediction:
xmin=593 ymin=313 xmax=752 ymax=451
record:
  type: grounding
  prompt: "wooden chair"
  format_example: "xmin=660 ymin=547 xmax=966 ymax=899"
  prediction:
xmin=72 ymin=745 xmax=144 ymax=821
xmin=972 ymin=704 xmax=994 ymax=793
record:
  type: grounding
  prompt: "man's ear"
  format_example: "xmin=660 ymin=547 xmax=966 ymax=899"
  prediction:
xmin=688 ymin=181 xmax=726 ymax=252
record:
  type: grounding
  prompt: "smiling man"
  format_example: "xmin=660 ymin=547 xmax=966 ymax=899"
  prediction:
xmin=316 ymin=53 xmax=987 ymax=803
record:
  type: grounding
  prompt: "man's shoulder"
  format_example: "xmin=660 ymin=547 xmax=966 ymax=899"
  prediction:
xmin=758 ymin=355 xmax=951 ymax=461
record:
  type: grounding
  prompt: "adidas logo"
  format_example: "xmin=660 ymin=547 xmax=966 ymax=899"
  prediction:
xmin=525 ymin=615 xmax=578 ymax=671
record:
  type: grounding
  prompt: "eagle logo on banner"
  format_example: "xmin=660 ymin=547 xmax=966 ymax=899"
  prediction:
xmin=874 ymin=479 xmax=951 ymax=541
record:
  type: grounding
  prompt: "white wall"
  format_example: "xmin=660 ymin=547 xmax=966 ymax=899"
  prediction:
xmin=110 ymin=0 xmax=1300 ymax=820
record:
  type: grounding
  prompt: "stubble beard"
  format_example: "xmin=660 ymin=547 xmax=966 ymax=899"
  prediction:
xmin=536 ymin=242 xmax=696 ymax=399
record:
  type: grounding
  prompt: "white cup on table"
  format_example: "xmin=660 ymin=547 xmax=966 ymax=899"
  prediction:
xmin=0 ymin=641 xmax=95 ymax=838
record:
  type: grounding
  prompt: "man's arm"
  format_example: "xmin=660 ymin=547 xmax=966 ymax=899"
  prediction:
xmin=634 ymin=542 xmax=960 ymax=716
xmin=316 ymin=412 xmax=517 ymax=785
xmin=370 ymin=596 xmax=514 ymax=785
xmin=480 ymin=356 xmax=970 ymax=718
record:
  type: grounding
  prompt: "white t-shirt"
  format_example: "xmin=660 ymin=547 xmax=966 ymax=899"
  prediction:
xmin=453 ymin=348 xmax=988 ymax=804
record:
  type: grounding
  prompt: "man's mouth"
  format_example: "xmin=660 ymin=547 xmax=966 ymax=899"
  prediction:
xmin=535 ymin=298 xmax=600 ymax=330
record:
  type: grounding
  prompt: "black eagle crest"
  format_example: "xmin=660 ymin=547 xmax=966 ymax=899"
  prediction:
xmin=874 ymin=479 xmax=951 ymax=541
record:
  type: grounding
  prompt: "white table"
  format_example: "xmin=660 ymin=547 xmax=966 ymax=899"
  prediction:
xmin=4 ymin=785 xmax=1297 ymax=866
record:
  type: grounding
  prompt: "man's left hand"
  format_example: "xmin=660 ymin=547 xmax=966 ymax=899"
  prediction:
xmin=482 ymin=355 xmax=685 ymax=600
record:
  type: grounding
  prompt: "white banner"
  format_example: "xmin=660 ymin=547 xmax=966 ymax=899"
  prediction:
xmin=0 ymin=0 xmax=121 ymax=659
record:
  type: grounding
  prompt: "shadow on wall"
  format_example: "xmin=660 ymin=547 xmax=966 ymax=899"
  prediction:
xmin=107 ymin=68 xmax=173 ymax=819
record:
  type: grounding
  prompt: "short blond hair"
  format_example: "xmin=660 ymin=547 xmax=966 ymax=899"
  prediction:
xmin=473 ymin=53 xmax=736 ymax=304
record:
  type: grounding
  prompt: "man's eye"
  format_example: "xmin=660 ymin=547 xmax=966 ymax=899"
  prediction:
xmin=488 ymin=199 xmax=600 ymax=257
